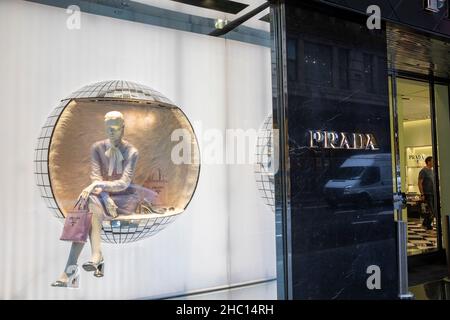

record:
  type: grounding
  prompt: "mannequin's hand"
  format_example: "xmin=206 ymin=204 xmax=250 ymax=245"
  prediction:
xmin=106 ymin=197 xmax=118 ymax=218
xmin=79 ymin=183 xmax=97 ymax=200
xmin=92 ymin=187 xmax=103 ymax=195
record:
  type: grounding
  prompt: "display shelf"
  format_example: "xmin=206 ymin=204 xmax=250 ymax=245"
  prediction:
xmin=405 ymin=145 xmax=432 ymax=194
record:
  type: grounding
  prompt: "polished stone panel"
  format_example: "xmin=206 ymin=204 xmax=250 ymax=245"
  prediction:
xmin=318 ymin=1 xmax=450 ymax=78
xmin=321 ymin=0 xmax=450 ymax=39
xmin=284 ymin=3 xmax=398 ymax=299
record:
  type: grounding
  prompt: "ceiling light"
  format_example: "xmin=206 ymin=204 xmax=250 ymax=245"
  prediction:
xmin=215 ymin=18 xmax=228 ymax=29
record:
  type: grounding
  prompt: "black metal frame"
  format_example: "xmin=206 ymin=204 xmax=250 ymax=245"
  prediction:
xmin=392 ymin=69 xmax=450 ymax=86
xmin=271 ymin=0 xmax=292 ymax=300
xmin=430 ymin=73 xmax=443 ymax=253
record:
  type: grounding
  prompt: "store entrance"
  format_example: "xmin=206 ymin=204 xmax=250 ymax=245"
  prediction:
xmin=391 ymin=75 xmax=450 ymax=288
xmin=386 ymin=21 xmax=450 ymax=290
xmin=393 ymin=78 xmax=439 ymax=256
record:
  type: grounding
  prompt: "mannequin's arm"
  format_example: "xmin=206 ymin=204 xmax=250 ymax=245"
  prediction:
xmin=96 ymin=150 xmax=139 ymax=193
xmin=79 ymin=146 xmax=103 ymax=200
xmin=99 ymin=191 xmax=118 ymax=218
xmin=90 ymin=144 xmax=103 ymax=183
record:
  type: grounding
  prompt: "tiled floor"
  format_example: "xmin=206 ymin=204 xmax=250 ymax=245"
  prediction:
xmin=410 ymin=279 xmax=450 ymax=300
xmin=407 ymin=220 xmax=437 ymax=255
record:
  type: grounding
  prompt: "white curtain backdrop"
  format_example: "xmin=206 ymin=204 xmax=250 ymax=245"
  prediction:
xmin=0 ymin=0 xmax=275 ymax=299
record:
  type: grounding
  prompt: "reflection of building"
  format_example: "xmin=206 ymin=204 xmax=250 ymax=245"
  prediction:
xmin=286 ymin=9 xmax=388 ymax=99
xmin=285 ymin=8 xmax=391 ymax=202
xmin=35 ymin=80 xmax=200 ymax=243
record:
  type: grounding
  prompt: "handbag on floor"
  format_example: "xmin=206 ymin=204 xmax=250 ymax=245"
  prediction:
xmin=60 ymin=198 xmax=93 ymax=243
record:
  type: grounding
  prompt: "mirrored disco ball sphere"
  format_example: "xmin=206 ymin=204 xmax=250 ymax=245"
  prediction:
xmin=35 ymin=80 xmax=200 ymax=243
xmin=254 ymin=115 xmax=275 ymax=213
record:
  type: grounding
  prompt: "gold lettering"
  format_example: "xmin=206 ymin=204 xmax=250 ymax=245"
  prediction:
xmin=308 ymin=130 xmax=380 ymax=150
xmin=354 ymin=133 xmax=364 ymax=149
xmin=340 ymin=132 xmax=350 ymax=149
xmin=308 ymin=130 xmax=315 ymax=148
xmin=323 ymin=131 xmax=329 ymax=148
xmin=365 ymin=134 xmax=380 ymax=150
xmin=327 ymin=132 xmax=339 ymax=149
xmin=309 ymin=130 xmax=324 ymax=148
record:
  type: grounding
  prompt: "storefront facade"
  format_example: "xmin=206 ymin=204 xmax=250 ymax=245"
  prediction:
xmin=273 ymin=0 xmax=450 ymax=299
xmin=2 ymin=0 xmax=450 ymax=300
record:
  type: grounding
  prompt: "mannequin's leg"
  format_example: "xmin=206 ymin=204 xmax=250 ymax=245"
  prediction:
xmin=56 ymin=242 xmax=85 ymax=282
xmin=88 ymin=198 xmax=104 ymax=264
xmin=66 ymin=242 xmax=85 ymax=267
xmin=56 ymin=197 xmax=103 ymax=282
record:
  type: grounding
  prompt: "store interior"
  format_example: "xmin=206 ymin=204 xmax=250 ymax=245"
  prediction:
xmin=395 ymin=78 xmax=438 ymax=256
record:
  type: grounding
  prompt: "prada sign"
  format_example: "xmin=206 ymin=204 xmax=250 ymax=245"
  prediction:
xmin=308 ymin=130 xmax=380 ymax=150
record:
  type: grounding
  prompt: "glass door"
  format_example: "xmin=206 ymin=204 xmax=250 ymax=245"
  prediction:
xmin=391 ymin=76 xmax=441 ymax=256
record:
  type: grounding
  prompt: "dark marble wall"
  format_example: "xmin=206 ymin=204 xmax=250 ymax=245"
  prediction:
xmin=284 ymin=3 xmax=399 ymax=299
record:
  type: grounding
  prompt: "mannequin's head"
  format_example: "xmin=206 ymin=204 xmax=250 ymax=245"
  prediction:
xmin=105 ymin=111 xmax=124 ymax=144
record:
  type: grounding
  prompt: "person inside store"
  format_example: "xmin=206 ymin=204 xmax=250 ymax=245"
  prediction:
xmin=418 ymin=156 xmax=435 ymax=230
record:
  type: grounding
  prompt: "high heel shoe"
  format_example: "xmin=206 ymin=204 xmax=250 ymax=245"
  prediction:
xmin=51 ymin=265 xmax=80 ymax=288
xmin=82 ymin=259 xmax=104 ymax=277
xmin=94 ymin=261 xmax=104 ymax=278
xmin=141 ymin=202 xmax=166 ymax=215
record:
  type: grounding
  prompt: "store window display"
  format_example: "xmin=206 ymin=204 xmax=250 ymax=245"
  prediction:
xmin=34 ymin=80 xmax=201 ymax=287
xmin=53 ymin=111 xmax=160 ymax=287
xmin=81 ymin=111 xmax=158 ymax=218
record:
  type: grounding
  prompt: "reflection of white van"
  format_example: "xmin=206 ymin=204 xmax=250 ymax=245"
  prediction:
xmin=323 ymin=154 xmax=392 ymax=207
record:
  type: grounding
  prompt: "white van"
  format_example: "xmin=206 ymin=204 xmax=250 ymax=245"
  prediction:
xmin=323 ymin=153 xmax=393 ymax=207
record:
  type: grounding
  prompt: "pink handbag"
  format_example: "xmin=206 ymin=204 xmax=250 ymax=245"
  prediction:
xmin=60 ymin=199 xmax=93 ymax=243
